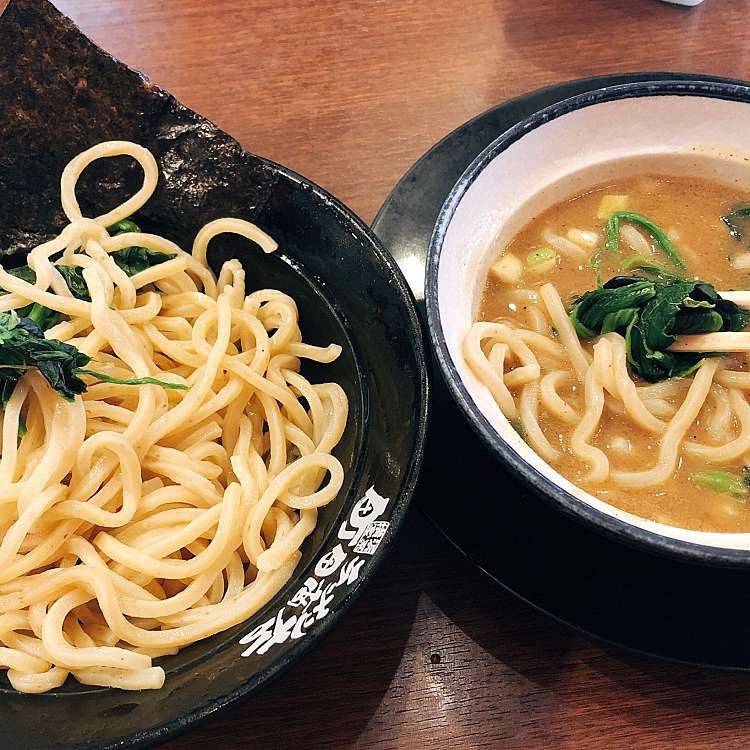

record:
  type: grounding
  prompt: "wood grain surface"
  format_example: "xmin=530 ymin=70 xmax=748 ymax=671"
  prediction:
xmin=42 ymin=0 xmax=750 ymax=747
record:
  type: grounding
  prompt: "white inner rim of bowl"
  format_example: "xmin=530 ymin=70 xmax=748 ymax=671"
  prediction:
xmin=438 ymin=93 xmax=750 ymax=550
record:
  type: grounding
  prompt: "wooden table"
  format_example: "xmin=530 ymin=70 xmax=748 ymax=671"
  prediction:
xmin=51 ymin=0 xmax=750 ymax=747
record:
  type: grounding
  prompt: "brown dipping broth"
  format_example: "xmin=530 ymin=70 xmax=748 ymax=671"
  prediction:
xmin=479 ymin=175 xmax=750 ymax=532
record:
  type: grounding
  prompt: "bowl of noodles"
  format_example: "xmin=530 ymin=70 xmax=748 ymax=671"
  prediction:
xmin=426 ymin=78 xmax=750 ymax=565
xmin=0 ymin=139 xmax=428 ymax=744
xmin=0 ymin=2 xmax=428 ymax=748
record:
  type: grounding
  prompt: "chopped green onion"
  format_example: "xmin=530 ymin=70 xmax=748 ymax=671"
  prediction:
xmin=691 ymin=469 xmax=749 ymax=498
xmin=526 ymin=246 xmax=557 ymax=268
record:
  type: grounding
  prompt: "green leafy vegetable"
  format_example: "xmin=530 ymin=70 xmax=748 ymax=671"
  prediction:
xmin=55 ymin=265 xmax=90 ymax=301
xmin=24 ymin=303 xmax=60 ymax=331
xmin=76 ymin=369 xmax=189 ymax=390
xmin=108 ymin=219 xmax=141 ymax=235
xmin=0 ymin=310 xmax=187 ymax=406
xmin=2 ymin=263 xmax=88 ymax=302
xmin=721 ymin=207 xmax=750 ymax=243
xmin=0 ymin=311 xmax=90 ymax=403
xmin=2 ymin=242 xmax=173 ymax=305
xmin=570 ymin=275 xmax=656 ymax=340
xmin=600 ymin=307 xmax=639 ymax=335
xmin=106 ymin=218 xmax=175 ymax=274
xmin=691 ymin=470 xmax=749 ymax=498
xmin=5 ymin=265 xmax=37 ymax=286
xmin=110 ymin=246 xmax=175 ymax=275
xmin=526 ymin=246 xmax=557 ymax=268
xmin=17 ymin=413 xmax=27 ymax=438
xmin=620 ymin=254 xmax=673 ymax=276
xmin=605 ymin=211 xmax=685 ymax=269
xmin=0 ymin=217 xmax=175 ymax=331
xmin=568 ymin=271 xmax=750 ymax=382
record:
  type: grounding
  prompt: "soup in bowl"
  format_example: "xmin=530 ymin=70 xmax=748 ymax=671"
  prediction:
xmin=426 ymin=80 xmax=750 ymax=562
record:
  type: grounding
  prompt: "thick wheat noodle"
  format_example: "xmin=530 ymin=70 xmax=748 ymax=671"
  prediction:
xmin=716 ymin=370 xmax=750 ymax=389
xmin=636 ymin=380 xmax=684 ymax=399
xmin=539 ymin=371 xmax=578 ymax=424
xmin=611 ymin=359 xmax=719 ymax=487
xmin=642 ymin=398 xmax=676 ymax=418
xmin=704 ymin=384 xmax=733 ymax=442
xmin=570 ymin=344 xmax=609 ymax=483
xmin=539 ymin=283 xmax=591 ymax=379
xmin=519 ymin=382 xmax=560 ymax=462
xmin=525 ymin=305 xmax=548 ymax=334
xmin=463 ymin=322 xmax=520 ymax=420
xmin=0 ymin=141 xmax=349 ymax=693
xmin=592 ymin=336 xmax=617 ymax=394
xmin=684 ymin=388 xmax=750 ymax=462
xmin=514 ymin=329 xmax=565 ymax=360
xmin=604 ymin=333 xmax=664 ymax=434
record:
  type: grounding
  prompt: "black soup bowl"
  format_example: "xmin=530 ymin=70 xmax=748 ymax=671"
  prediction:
xmin=0 ymin=1 xmax=428 ymax=748
xmin=426 ymin=79 xmax=750 ymax=568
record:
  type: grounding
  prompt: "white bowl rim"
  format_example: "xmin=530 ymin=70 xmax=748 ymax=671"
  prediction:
xmin=425 ymin=78 xmax=750 ymax=567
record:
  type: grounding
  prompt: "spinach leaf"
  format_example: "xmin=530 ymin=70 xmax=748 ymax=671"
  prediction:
xmin=568 ymin=272 xmax=750 ymax=382
xmin=605 ymin=211 xmax=686 ymax=269
xmin=108 ymin=219 xmax=141 ymax=235
xmin=0 ymin=311 xmax=89 ymax=403
xmin=2 ymin=264 xmax=89 ymax=302
xmin=621 ymin=254 xmax=672 ymax=275
xmin=106 ymin=218 xmax=176 ymax=275
xmin=110 ymin=246 xmax=175 ymax=275
xmin=0 ymin=217 xmax=175 ymax=327
xmin=510 ymin=419 xmax=526 ymax=441
xmin=600 ymin=308 xmax=639 ymax=335
xmin=671 ymin=308 xmax=724 ymax=335
xmin=5 ymin=265 xmax=37 ymax=285
xmin=0 ymin=310 xmax=187 ymax=406
xmin=25 ymin=303 xmax=60 ymax=331
xmin=588 ymin=250 xmax=603 ymax=289
xmin=76 ymin=368 xmax=189 ymax=390
xmin=569 ymin=278 xmax=656 ymax=340
xmin=55 ymin=265 xmax=90 ymax=301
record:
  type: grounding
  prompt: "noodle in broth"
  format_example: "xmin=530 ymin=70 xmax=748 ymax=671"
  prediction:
xmin=467 ymin=175 xmax=750 ymax=533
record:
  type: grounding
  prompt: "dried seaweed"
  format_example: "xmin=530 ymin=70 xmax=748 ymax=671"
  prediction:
xmin=0 ymin=0 xmax=280 ymax=259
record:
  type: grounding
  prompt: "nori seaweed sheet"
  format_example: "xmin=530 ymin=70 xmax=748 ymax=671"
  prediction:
xmin=0 ymin=0 xmax=280 ymax=259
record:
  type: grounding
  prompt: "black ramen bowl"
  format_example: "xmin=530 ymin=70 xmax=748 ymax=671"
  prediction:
xmin=426 ymin=78 xmax=750 ymax=568
xmin=0 ymin=2 xmax=428 ymax=748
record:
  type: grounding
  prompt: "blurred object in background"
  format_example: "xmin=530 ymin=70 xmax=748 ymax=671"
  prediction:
xmin=659 ymin=0 xmax=705 ymax=5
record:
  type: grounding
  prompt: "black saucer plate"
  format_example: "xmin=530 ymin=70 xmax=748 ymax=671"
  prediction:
xmin=373 ymin=72 xmax=750 ymax=670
